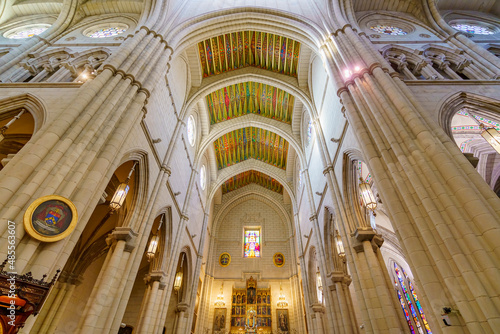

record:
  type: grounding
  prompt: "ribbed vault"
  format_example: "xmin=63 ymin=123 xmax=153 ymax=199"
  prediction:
xmin=221 ymin=170 xmax=283 ymax=194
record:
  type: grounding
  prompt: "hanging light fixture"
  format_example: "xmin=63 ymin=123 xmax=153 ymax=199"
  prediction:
xmin=173 ymin=271 xmax=183 ymax=293
xmin=276 ymin=283 xmax=288 ymax=308
xmin=335 ymin=230 xmax=345 ymax=257
xmin=480 ymin=124 xmax=500 ymax=154
xmin=173 ymin=254 xmax=184 ymax=293
xmin=359 ymin=178 xmax=377 ymax=210
xmin=214 ymin=283 xmax=226 ymax=307
xmin=109 ymin=161 xmax=137 ymax=211
xmin=0 ymin=109 xmax=25 ymax=143
xmin=146 ymin=214 xmax=163 ymax=261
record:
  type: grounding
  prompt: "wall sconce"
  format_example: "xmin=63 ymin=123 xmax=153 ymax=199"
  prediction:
xmin=480 ymin=124 xmax=500 ymax=154
xmin=359 ymin=178 xmax=377 ymax=210
xmin=146 ymin=214 xmax=163 ymax=261
xmin=109 ymin=161 xmax=137 ymax=211
xmin=335 ymin=230 xmax=345 ymax=256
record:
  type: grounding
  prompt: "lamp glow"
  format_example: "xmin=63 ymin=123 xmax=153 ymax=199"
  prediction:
xmin=276 ymin=284 xmax=288 ymax=308
xmin=359 ymin=180 xmax=377 ymax=210
xmin=214 ymin=283 xmax=226 ymax=307
xmin=173 ymin=271 xmax=183 ymax=292
xmin=480 ymin=125 xmax=500 ymax=154
xmin=316 ymin=270 xmax=323 ymax=291
xmin=109 ymin=183 xmax=129 ymax=211
xmin=109 ymin=162 xmax=137 ymax=211
xmin=146 ymin=235 xmax=159 ymax=261
xmin=335 ymin=230 xmax=345 ymax=256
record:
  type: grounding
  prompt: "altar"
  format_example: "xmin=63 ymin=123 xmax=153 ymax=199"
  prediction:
xmin=230 ymin=277 xmax=272 ymax=334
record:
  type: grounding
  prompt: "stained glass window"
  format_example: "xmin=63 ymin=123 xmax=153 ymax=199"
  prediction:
xmin=200 ymin=165 xmax=206 ymax=190
xmin=87 ymin=26 xmax=127 ymax=38
xmin=451 ymin=24 xmax=494 ymax=35
xmin=307 ymin=120 xmax=313 ymax=146
xmin=187 ymin=115 xmax=196 ymax=146
xmin=394 ymin=263 xmax=432 ymax=334
xmin=370 ymin=25 xmax=408 ymax=35
xmin=6 ymin=26 xmax=48 ymax=39
xmin=244 ymin=229 xmax=260 ymax=258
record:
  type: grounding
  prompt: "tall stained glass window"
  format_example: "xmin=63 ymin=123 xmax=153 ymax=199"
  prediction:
xmin=393 ymin=263 xmax=432 ymax=334
xmin=244 ymin=229 xmax=260 ymax=258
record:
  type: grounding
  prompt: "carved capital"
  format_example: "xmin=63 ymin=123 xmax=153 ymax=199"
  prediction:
xmin=107 ymin=227 xmax=138 ymax=252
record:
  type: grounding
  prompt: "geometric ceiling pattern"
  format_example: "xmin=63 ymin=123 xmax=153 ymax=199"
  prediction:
xmin=198 ymin=31 xmax=301 ymax=78
xmin=213 ymin=127 xmax=289 ymax=170
xmin=221 ymin=170 xmax=283 ymax=194
xmin=206 ymin=81 xmax=294 ymax=125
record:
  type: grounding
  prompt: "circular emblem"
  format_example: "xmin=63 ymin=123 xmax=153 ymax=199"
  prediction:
xmin=273 ymin=253 xmax=285 ymax=267
xmin=23 ymin=195 xmax=78 ymax=242
xmin=219 ymin=252 xmax=231 ymax=267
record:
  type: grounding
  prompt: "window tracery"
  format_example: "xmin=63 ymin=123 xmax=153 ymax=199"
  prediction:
xmin=5 ymin=26 xmax=49 ymax=39
xmin=370 ymin=25 xmax=408 ymax=35
xmin=393 ymin=263 xmax=432 ymax=334
xmin=86 ymin=26 xmax=127 ymax=38
xmin=451 ymin=23 xmax=494 ymax=35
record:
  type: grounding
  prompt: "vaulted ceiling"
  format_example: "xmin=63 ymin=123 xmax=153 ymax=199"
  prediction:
xmin=198 ymin=31 xmax=301 ymax=78
xmin=206 ymin=81 xmax=295 ymax=125
xmin=221 ymin=170 xmax=283 ymax=194
xmin=213 ymin=127 xmax=289 ymax=170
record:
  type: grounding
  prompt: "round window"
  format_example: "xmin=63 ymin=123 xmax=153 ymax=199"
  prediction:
xmin=370 ymin=25 xmax=408 ymax=35
xmin=187 ymin=115 xmax=196 ymax=147
xmin=451 ymin=23 xmax=494 ymax=35
xmin=84 ymin=24 xmax=128 ymax=38
xmin=200 ymin=165 xmax=206 ymax=190
xmin=4 ymin=25 xmax=50 ymax=39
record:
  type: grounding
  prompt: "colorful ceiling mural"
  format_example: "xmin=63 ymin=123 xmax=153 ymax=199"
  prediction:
xmin=198 ymin=31 xmax=301 ymax=78
xmin=213 ymin=127 xmax=289 ymax=170
xmin=222 ymin=170 xmax=283 ymax=194
xmin=206 ymin=82 xmax=294 ymax=125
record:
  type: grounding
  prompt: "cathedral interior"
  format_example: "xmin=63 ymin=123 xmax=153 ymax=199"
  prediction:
xmin=0 ymin=0 xmax=499 ymax=333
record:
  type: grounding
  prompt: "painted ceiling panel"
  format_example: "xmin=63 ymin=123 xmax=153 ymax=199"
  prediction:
xmin=206 ymin=81 xmax=294 ymax=125
xmin=222 ymin=170 xmax=283 ymax=194
xmin=213 ymin=127 xmax=289 ymax=170
xmin=198 ymin=31 xmax=300 ymax=78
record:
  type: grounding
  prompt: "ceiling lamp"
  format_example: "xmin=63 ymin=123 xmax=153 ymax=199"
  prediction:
xmin=335 ymin=230 xmax=345 ymax=257
xmin=480 ymin=124 xmax=500 ymax=154
xmin=109 ymin=161 xmax=137 ymax=211
xmin=0 ymin=109 xmax=25 ymax=143
xmin=146 ymin=214 xmax=163 ymax=261
xmin=173 ymin=271 xmax=183 ymax=293
xmin=214 ymin=283 xmax=226 ymax=307
xmin=276 ymin=283 xmax=288 ymax=308
xmin=359 ymin=178 xmax=377 ymax=210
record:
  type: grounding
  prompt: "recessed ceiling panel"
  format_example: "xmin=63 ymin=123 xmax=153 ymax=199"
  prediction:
xmin=206 ymin=82 xmax=294 ymax=125
xmin=213 ymin=127 xmax=289 ymax=170
xmin=198 ymin=31 xmax=300 ymax=78
xmin=222 ymin=170 xmax=283 ymax=194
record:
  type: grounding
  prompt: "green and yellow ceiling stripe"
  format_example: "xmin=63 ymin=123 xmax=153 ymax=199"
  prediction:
xmin=198 ymin=31 xmax=301 ymax=78
xmin=222 ymin=170 xmax=283 ymax=194
xmin=206 ymin=82 xmax=294 ymax=125
xmin=213 ymin=127 xmax=289 ymax=170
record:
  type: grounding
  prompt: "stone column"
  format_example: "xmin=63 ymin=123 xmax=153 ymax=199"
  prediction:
xmin=77 ymin=227 xmax=137 ymax=334
xmin=174 ymin=302 xmax=190 ymax=334
xmin=135 ymin=271 xmax=166 ymax=333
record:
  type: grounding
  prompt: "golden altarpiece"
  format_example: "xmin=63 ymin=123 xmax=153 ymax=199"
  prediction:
xmin=230 ymin=277 xmax=271 ymax=334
